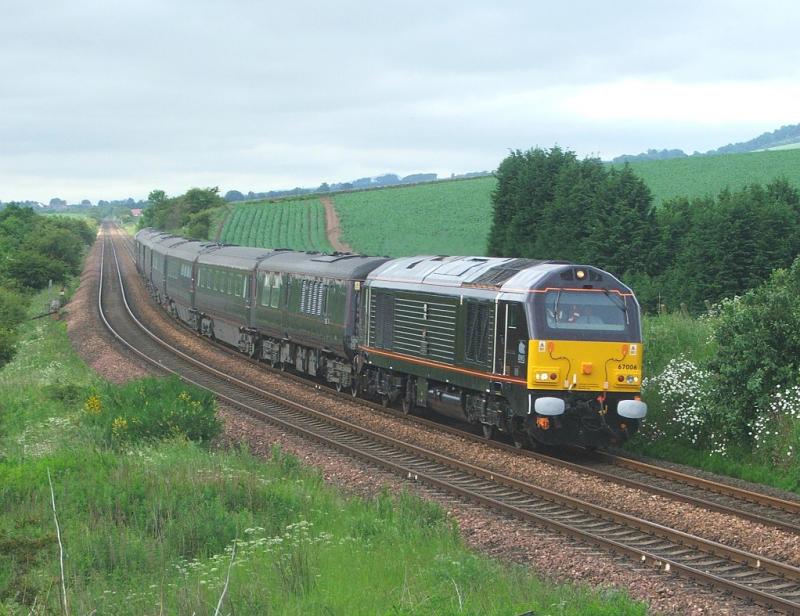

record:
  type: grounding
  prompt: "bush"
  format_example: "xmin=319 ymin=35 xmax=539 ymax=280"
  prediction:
xmin=82 ymin=376 xmax=221 ymax=446
xmin=710 ymin=259 xmax=800 ymax=439
xmin=23 ymin=226 xmax=85 ymax=275
xmin=0 ymin=288 xmax=27 ymax=367
xmin=4 ymin=250 xmax=69 ymax=290
xmin=0 ymin=287 xmax=26 ymax=328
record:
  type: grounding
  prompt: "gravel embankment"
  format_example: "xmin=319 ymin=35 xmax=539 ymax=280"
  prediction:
xmin=64 ymin=228 xmax=781 ymax=615
xmin=65 ymin=235 xmax=152 ymax=382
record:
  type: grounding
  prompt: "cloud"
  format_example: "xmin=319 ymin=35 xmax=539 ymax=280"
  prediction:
xmin=1 ymin=0 xmax=799 ymax=202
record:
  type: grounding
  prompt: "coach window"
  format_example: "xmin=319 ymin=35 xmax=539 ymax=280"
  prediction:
xmin=270 ymin=274 xmax=282 ymax=308
xmin=212 ymin=270 xmax=219 ymax=292
xmin=261 ymin=274 xmax=275 ymax=306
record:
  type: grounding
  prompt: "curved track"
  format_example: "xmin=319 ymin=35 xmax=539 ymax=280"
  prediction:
xmin=105 ymin=226 xmax=800 ymax=613
xmin=115 ymin=229 xmax=800 ymax=537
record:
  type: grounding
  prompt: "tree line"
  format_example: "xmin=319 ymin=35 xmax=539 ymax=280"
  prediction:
xmin=138 ymin=188 xmax=227 ymax=239
xmin=0 ymin=205 xmax=96 ymax=366
xmin=488 ymin=147 xmax=800 ymax=313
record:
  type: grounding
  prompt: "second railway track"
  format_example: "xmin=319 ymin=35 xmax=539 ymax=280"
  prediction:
xmin=103 ymin=225 xmax=800 ymax=614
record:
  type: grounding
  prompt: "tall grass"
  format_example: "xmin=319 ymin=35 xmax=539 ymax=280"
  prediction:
xmin=0 ymin=286 xmax=645 ymax=615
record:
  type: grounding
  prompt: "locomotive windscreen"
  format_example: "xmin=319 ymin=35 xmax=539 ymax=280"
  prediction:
xmin=533 ymin=289 xmax=641 ymax=342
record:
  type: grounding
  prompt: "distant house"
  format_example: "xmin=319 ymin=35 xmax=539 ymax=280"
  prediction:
xmin=130 ymin=208 xmax=143 ymax=217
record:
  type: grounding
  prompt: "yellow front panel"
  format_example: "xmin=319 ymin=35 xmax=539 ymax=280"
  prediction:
xmin=528 ymin=339 xmax=643 ymax=392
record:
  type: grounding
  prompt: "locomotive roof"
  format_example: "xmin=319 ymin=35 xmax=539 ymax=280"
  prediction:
xmin=366 ymin=255 xmax=570 ymax=290
xmin=197 ymin=245 xmax=275 ymax=270
xmin=257 ymin=250 xmax=390 ymax=279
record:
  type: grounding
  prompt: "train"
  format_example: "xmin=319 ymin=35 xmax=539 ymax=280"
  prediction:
xmin=134 ymin=228 xmax=647 ymax=449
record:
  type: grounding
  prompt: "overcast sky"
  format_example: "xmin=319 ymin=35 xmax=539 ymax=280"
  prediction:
xmin=2 ymin=0 xmax=799 ymax=203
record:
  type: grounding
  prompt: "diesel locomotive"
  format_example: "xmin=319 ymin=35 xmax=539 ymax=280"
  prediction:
xmin=135 ymin=228 xmax=647 ymax=449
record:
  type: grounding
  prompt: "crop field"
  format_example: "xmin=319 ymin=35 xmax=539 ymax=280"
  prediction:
xmin=218 ymin=198 xmax=332 ymax=252
xmin=619 ymin=148 xmax=800 ymax=205
xmin=329 ymin=148 xmax=800 ymax=257
xmin=216 ymin=147 xmax=800 ymax=259
xmin=332 ymin=177 xmax=495 ymax=256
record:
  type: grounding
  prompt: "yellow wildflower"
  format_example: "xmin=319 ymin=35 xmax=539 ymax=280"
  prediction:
xmin=84 ymin=394 xmax=102 ymax=415
xmin=111 ymin=416 xmax=128 ymax=439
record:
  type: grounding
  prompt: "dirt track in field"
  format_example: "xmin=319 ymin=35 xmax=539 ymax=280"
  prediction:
xmin=319 ymin=196 xmax=353 ymax=253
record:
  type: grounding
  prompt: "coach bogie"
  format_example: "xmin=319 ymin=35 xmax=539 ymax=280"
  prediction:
xmin=199 ymin=315 xmax=214 ymax=339
xmin=238 ymin=329 xmax=259 ymax=358
xmin=325 ymin=358 xmax=352 ymax=391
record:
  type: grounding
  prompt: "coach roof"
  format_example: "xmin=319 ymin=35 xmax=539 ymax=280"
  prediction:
xmin=135 ymin=228 xmax=173 ymax=249
xmin=165 ymin=240 xmax=218 ymax=262
xmin=197 ymin=245 xmax=275 ymax=270
xmin=257 ymin=250 xmax=390 ymax=279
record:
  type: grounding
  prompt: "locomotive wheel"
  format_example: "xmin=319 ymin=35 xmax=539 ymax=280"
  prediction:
xmin=482 ymin=423 xmax=494 ymax=439
xmin=350 ymin=379 xmax=359 ymax=397
xmin=401 ymin=395 xmax=413 ymax=415
xmin=335 ymin=381 xmax=343 ymax=393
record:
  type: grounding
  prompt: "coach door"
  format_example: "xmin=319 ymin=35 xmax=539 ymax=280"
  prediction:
xmin=495 ymin=302 xmax=528 ymax=378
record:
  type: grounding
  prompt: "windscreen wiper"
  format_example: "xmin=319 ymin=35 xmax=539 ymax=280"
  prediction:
xmin=553 ymin=289 xmax=562 ymax=323
xmin=603 ymin=288 xmax=629 ymax=325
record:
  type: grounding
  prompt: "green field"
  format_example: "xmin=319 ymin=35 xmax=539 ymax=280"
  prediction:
xmin=216 ymin=147 xmax=800 ymax=258
xmin=621 ymin=148 xmax=800 ymax=205
xmin=332 ymin=177 xmax=495 ymax=257
xmin=218 ymin=198 xmax=332 ymax=252
xmin=761 ymin=142 xmax=800 ymax=151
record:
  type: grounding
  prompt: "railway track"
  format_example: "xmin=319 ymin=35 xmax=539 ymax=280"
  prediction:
xmin=106 ymin=225 xmax=800 ymax=613
xmin=115 ymin=228 xmax=800 ymax=537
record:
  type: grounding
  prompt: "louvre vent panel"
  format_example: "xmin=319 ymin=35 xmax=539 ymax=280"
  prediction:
xmin=370 ymin=295 xmax=456 ymax=361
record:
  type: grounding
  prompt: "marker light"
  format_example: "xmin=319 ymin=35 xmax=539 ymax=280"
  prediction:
xmin=576 ymin=270 xmax=586 ymax=279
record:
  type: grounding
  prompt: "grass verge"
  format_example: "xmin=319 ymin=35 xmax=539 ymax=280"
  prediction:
xmin=0 ymin=287 xmax=645 ymax=615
